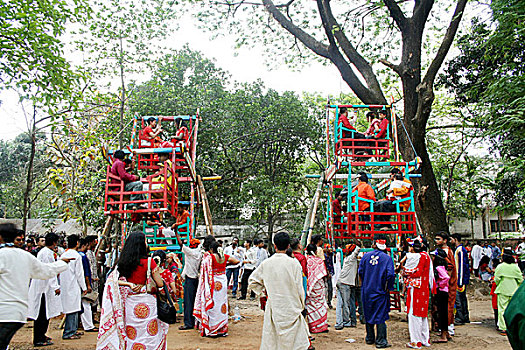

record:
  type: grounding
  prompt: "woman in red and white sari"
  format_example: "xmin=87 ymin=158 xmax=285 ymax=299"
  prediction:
xmin=305 ymin=243 xmax=329 ymax=333
xmin=193 ymin=237 xmax=240 ymax=337
xmin=97 ymin=232 xmax=169 ymax=350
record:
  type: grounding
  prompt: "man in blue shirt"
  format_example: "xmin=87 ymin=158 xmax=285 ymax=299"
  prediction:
xmin=358 ymin=234 xmax=395 ymax=348
xmin=78 ymin=238 xmax=96 ymax=332
xmin=491 ymin=241 xmax=502 ymax=268
xmin=452 ymin=234 xmax=470 ymax=325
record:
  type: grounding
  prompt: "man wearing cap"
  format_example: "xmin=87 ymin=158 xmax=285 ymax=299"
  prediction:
xmin=358 ymin=234 xmax=395 ymax=348
xmin=353 ymin=173 xmax=376 ymax=213
xmin=174 ymin=230 xmax=202 ymax=330
xmin=335 ymin=240 xmax=362 ymax=329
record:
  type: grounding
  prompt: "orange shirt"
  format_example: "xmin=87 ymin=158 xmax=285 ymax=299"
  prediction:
xmin=354 ymin=182 xmax=376 ymax=211
xmin=392 ymin=178 xmax=412 ymax=211
xmin=176 ymin=210 xmax=190 ymax=225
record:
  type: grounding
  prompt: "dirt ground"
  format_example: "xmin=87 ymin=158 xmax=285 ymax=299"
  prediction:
xmin=10 ymin=294 xmax=512 ymax=350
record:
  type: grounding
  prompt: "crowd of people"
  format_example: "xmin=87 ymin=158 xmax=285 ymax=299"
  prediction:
xmin=2 ymin=220 xmax=525 ymax=350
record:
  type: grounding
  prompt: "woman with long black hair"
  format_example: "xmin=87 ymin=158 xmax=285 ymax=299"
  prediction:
xmin=97 ymin=231 xmax=169 ymax=350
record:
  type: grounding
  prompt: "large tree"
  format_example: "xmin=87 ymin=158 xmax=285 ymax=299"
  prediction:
xmin=131 ymin=49 xmax=320 ymax=243
xmin=193 ymin=0 xmax=470 ymax=235
xmin=1 ymin=0 xmax=87 ymax=229
xmin=440 ymin=0 xmax=525 ymax=223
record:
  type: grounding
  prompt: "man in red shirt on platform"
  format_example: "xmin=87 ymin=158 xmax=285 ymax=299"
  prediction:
xmin=332 ymin=192 xmax=345 ymax=224
xmin=339 ymin=107 xmax=366 ymax=139
xmin=353 ymin=173 xmax=376 ymax=228
xmin=111 ymin=150 xmax=145 ymax=205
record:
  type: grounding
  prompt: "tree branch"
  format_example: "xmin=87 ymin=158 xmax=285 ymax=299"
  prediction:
xmin=379 ymin=59 xmax=402 ymax=75
xmin=383 ymin=0 xmax=407 ymax=30
xmin=261 ymin=0 xmax=330 ymax=58
xmin=426 ymin=124 xmax=481 ymax=131
xmin=423 ymin=0 xmax=468 ymax=86
xmin=413 ymin=0 xmax=435 ymax=29
xmin=316 ymin=0 xmax=384 ymax=103
xmin=322 ymin=0 xmax=386 ymax=102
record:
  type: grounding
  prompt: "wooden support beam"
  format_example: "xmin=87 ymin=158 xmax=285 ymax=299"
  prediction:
xmin=301 ymin=172 xmax=325 ymax=247
xmin=197 ymin=175 xmax=214 ymax=236
xmin=95 ymin=216 xmax=114 ymax=257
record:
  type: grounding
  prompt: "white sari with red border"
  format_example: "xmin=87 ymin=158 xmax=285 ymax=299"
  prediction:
xmin=193 ymin=252 xmax=229 ymax=336
xmin=96 ymin=270 xmax=169 ymax=350
xmin=306 ymin=255 xmax=328 ymax=333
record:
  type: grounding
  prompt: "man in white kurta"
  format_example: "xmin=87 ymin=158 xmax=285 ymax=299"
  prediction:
xmin=249 ymin=232 xmax=311 ymax=350
xmin=28 ymin=233 xmax=63 ymax=346
xmin=60 ymin=235 xmax=87 ymax=339
xmin=0 ymin=223 xmax=69 ymax=350
xmin=471 ymin=242 xmax=483 ymax=277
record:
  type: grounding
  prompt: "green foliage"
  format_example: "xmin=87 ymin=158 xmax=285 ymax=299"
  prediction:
xmin=0 ymin=0 xmax=87 ymax=110
xmin=439 ymin=0 xmax=525 ymax=223
xmin=426 ymin=95 xmax=494 ymax=224
xmin=77 ymin=0 xmax=178 ymax=84
xmin=131 ymin=48 xmax=321 ymax=239
xmin=45 ymin=96 xmax=119 ymax=232
xmin=0 ymin=133 xmax=52 ymax=218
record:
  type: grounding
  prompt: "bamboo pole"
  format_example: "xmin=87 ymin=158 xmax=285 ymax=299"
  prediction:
xmin=95 ymin=216 xmax=114 ymax=257
xmin=301 ymin=172 xmax=325 ymax=247
xmin=197 ymin=175 xmax=214 ymax=236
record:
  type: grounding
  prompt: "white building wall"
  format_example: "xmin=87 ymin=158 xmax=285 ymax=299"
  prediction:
xmin=449 ymin=217 xmax=485 ymax=239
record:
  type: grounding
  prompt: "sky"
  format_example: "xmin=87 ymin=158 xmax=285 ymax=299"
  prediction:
xmin=0 ymin=2 xmax=489 ymax=141
xmin=0 ymin=15 xmax=354 ymax=141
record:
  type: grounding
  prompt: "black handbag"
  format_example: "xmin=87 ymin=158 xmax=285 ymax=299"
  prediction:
xmin=157 ymin=283 xmax=177 ymax=324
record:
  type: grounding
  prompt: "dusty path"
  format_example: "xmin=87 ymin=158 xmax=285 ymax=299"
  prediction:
xmin=10 ymin=296 xmax=511 ymax=350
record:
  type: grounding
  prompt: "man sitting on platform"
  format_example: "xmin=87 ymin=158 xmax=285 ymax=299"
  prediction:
xmin=352 ymin=173 xmax=375 ymax=229
xmin=146 ymin=153 xmax=176 ymax=198
xmin=373 ymin=168 xmax=412 ymax=230
xmin=332 ymin=192 xmax=346 ymax=224
xmin=111 ymin=150 xmax=145 ymax=207
xmin=171 ymin=206 xmax=190 ymax=234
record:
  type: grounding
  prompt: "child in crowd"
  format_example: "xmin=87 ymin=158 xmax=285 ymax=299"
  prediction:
xmin=490 ymin=278 xmax=498 ymax=329
xmin=364 ymin=112 xmax=381 ymax=137
xmin=479 ymin=255 xmax=494 ymax=281
xmin=167 ymin=252 xmax=184 ymax=302
xmin=152 ymin=250 xmax=177 ymax=300
xmin=397 ymin=239 xmax=420 ymax=297
xmin=432 ymin=248 xmax=450 ymax=343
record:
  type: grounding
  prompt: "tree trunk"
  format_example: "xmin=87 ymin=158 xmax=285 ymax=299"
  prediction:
xmin=392 ymin=23 xmax=449 ymax=238
xmin=267 ymin=211 xmax=275 ymax=254
xmin=118 ymin=35 xmax=125 ymax=149
xmin=22 ymin=126 xmax=36 ymax=232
